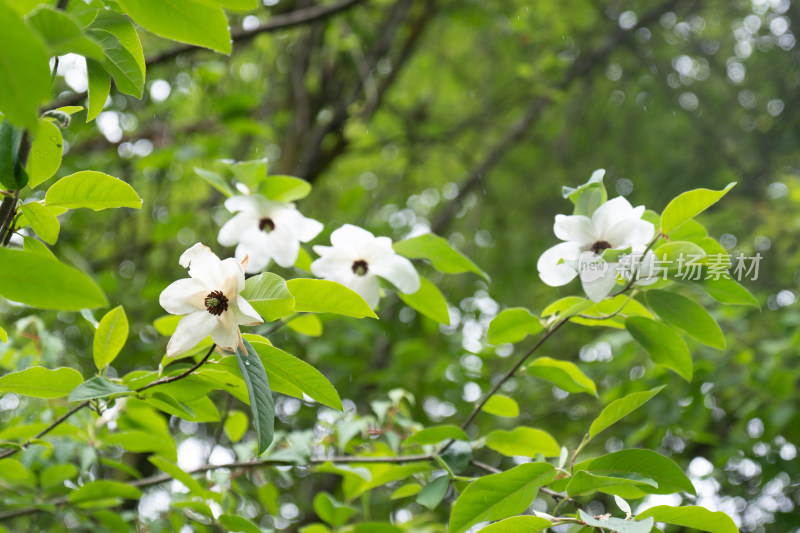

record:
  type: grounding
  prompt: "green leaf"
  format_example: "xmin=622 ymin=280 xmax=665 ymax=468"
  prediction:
xmin=19 ymin=202 xmax=59 ymax=244
xmin=404 ymin=425 xmax=468 ymax=446
xmin=241 ymin=273 xmax=295 ymax=321
xmin=485 ymin=427 xmax=560 ymax=457
xmin=41 ymin=463 xmax=78 ymax=488
xmin=194 ymin=167 xmax=235 ymax=196
xmin=69 ymin=480 xmax=142 ymax=505
xmin=0 ymin=121 xmax=29 ymax=190
xmin=45 ymin=171 xmax=143 ymax=211
xmin=625 ymin=317 xmax=693 ymax=381
xmin=314 ymin=492 xmax=356 ymax=527
xmin=22 ymin=235 xmax=55 ymax=259
xmin=0 ymin=248 xmax=107 ymax=310
xmin=587 ymin=449 xmax=696 ymax=495
xmin=116 ymin=0 xmax=232 ymax=54
xmin=142 ymin=391 xmax=196 ymax=421
xmin=416 ymin=475 xmax=450 ymax=510
xmin=588 ymin=386 xmax=665 ymax=439
xmin=579 ymin=510 xmax=653 ymax=533
xmin=84 ymin=28 xmax=144 ymax=98
xmin=351 ymin=524 xmax=403 ymax=533
xmin=26 ymin=118 xmax=63 ymax=188
xmin=476 ymin=516 xmax=552 ymax=533
xmin=67 ymin=377 xmax=130 ymax=402
xmin=86 ymin=59 xmax=110 ymax=122
xmin=448 ymin=462 xmax=556 ymax=533
xmin=0 ymin=0 xmax=50 ymax=130
xmin=636 ymin=505 xmax=738 ymax=533
xmin=563 ymin=169 xmax=607 ymax=216
xmin=646 ymin=290 xmax=726 ymax=349
xmin=397 ymin=276 xmax=450 ymax=324
xmin=566 ymin=470 xmax=658 ymax=498
xmin=691 ymin=271 xmax=760 ymax=308
xmin=391 ymin=483 xmax=422 ymax=499
xmin=286 ymin=314 xmax=322 ymax=336
xmin=487 ymin=308 xmax=543 ymax=344
xmin=26 ymin=6 xmax=104 ymax=60
xmin=224 ymin=410 xmax=249 ymax=442
xmin=235 ymin=339 xmax=275 ymax=454
xmin=287 ymin=279 xmax=378 ymax=319
xmin=0 ymin=366 xmax=83 ymax=398
xmin=0 ymin=326 xmax=6 ymax=344
xmin=93 ymin=306 xmax=129 ymax=370
xmin=661 ymin=183 xmax=736 ymax=235
xmin=442 ymin=440 xmax=472 ymax=474
xmin=481 ymin=394 xmax=519 ymax=418
xmin=198 ymin=0 xmax=260 ymax=11
xmin=148 ymin=456 xmax=209 ymax=499
xmin=393 ymin=233 xmax=488 ymax=280
xmin=527 ymin=357 xmax=597 ymax=396
xmin=87 ymin=10 xmax=146 ymax=75
xmin=249 ymin=341 xmax=342 ymax=411
xmin=653 ymin=241 xmax=707 ymax=272
xmin=104 ymin=430 xmax=177 ymax=460
xmin=261 ymin=174 xmax=311 ymax=202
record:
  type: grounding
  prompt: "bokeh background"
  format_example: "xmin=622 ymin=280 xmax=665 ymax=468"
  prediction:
xmin=3 ymin=0 xmax=800 ymax=531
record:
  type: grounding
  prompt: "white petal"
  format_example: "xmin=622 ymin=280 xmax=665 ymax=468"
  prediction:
xmin=346 ymin=274 xmax=382 ymax=308
xmin=219 ymin=257 xmax=245 ymax=297
xmin=234 ymin=295 xmax=263 ymax=326
xmin=310 ymin=254 xmax=353 ymax=282
xmin=218 ymin=212 xmax=258 ymax=247
xmin=167 ymin=311 xmax=217 ymax=357
xmin=537 ymin=241 xmax=582 ymax=286
xmin=264 ymin=227 xmax=301 ymax=268
xmin=180 ymin=243 xmax=224 ymax=288
xmin=224 ymin=195 xmax=262 ymax=214
xmin=370 ymin=253 xmax=420 ymax=294
xmin=210 ymin=310 xmax=239 ymax=351
xmin=553 ymin=214 xmax=595 ymax=244
xmin=330 ymin=224 xmax=375 ymax=250
xmin=276 ymin=208 xmax=323 ymax=242
xmin=591 ymin=197 xmax=636 ymax=236
xmin=159 ymin=278 xmax=208 ymax=315
xmin=235 ymin=242 xmax=269 ymax=274
xmin=312 ymin=244 xmax=332 ymax=257
xmin=580 ymin=259 xmax=619 ymax=302
xmin=604 ymin=219 xmax=655 ymax=249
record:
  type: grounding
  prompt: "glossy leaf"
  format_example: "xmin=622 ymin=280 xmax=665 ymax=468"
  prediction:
xmin=416 ymin=476 xmax=450 ymax=510
xmin=625 ymin=317 xmax=693 ymax=381
xmin=588 ymin=386 xmax=665 ymax=439
xmin=93 ymin=305 xmax=129 ymax=370
xmin=313 ymin=492 xmax=356 ymax=527
xmin=236 ymin=339 xmax=275 ymax=454
xmin=67 ymin=377 xmax=130 ymax=402
xmin=26 ymin=6 xmax=104 ymax=59
xmin=636 ymin=505 xmax=738 ymax=533
xmin=527 ymin=357 xmax=597 ymax=396
xmin=481 ymin=394 xmax=519 ymax=417
xmin=86 ymin=59 xmax=111 ymax=122
xmin=0 ymin=0 xmax=50 ymax=129
xmin=587 ymin=449 xmax=696 ymax=495
xmin=393 ymin=233 xmax=488 ymax=280
xmin=566 ymin=470 xmax=658 ymax=498
xmin=45 ymin=171 xmax=143 ymax=211
xmin=487 ymin=307 xmax=543 ymax=344
xmin=68 ymin=480 xmax=142 ymax=504
xmin=19 ymin=202 xmax=59 ymax=244
xmin=286 ymin=314 xmax=322 ymax=336
xmin=0 ymin=366 xmax=83 ymax=398
xmin=661 ymin=182 xmax=736 ymax=235
xmin=85 ymin=28 xmax=144 ymax=98
xmin=692 ymin=271 xmax=760 ymax=308
xmin=242 ymin=273 xmax=295 ymax=321
xmin=404 ymin=425 xmax=468 ymax=446
xmin=26 ymin=118 xmax=63 ymax=188
xmin=485 ymin=427 xmax=560 ymax=457
xmin=87 ymin=10 xmax=146 ymax=75
xmin=476 ymin=516 xmax=552 ymax=533
xmin=579 ymin=510 xmax=653 ymax=533
xmin=646 ymin=289 xmax=726 ymax=349
xmin=0 ymin=249 xmax=107 ymax=310
xmin=287 ymin=279 xmax=377 ymax=319
xmin=448 ymin=462 xmax=556 ymax=533
xmin=262 ymin=175 xmax=312 ymax=202
xmin=224 ymin=410 xmax=249 ymax=442
xmin=116 ymin=0 xmax=232 ymax=54
xmin=0 ymin=121 xmax=28 ymax=190
xmin=397 ymin=276 xmax=450 ymax=324
xmin=195 ymin=167 xmax=236 ymax=197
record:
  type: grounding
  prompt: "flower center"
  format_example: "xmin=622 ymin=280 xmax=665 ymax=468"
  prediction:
xmin=204 ymin=290 xmax=229 ymax=316
xmin=259 ymin=218 xmax=275 ymax=232
xmin=351 ymin=259 xmax=369 ymax=276
xmin=591 ymin=240 xmax=612 ymax=255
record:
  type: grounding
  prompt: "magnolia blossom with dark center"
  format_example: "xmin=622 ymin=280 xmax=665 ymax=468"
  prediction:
xmin=537 ymin=196 xmax=655 ymax=301
xmin=159 ymin=243 xmax=263 ymax=357
xmin=311 ymin=224 xmax=421 ymax=308
xmin=218 ymin=195 xmax=322 ymax=274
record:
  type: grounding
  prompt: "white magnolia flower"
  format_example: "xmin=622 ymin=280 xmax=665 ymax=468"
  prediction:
xmin=537 ymin=196 xmax=655 ymax=302
xmin=159 ymin=243 xmax=263 ymax=357
xmin=218 ymin=195 xmax=323 ymax=274
xmin=619 ymin=245 xmax=661 ymax=287
xmin=311 ymin=224 xmax=421 ymax=308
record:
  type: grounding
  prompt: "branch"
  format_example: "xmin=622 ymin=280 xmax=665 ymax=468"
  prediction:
xmin=45 ymin=0 xmax=366 ymax=111
xmin=0 ymin=344 xmax=218 ymax=460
